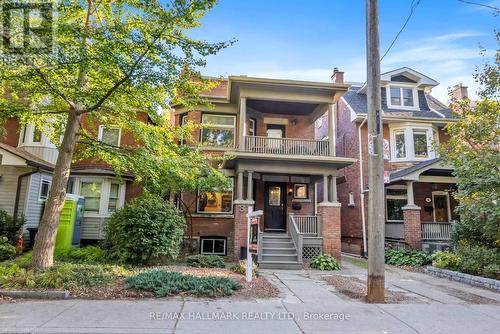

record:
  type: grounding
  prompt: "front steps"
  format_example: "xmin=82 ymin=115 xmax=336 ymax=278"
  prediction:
xmin=259 ymin=233 xmax=303 ymax=270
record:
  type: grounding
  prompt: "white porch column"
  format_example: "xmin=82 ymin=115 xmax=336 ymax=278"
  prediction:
xmin=322 ymin=174 xmax=329 ymax=203
xmin=237 ymin=171 xmax=244 ymax=200
xmin=406 ymin=181 xmax=415 ymax=206
xmin=239 ymin=97 xmax=247 ymax=151
xmin=328 ymin=103 xmax=335 ymax=156
xmin=330 ymin=175 xmax=338 ymax=203
xmin=246 ymin=171 xmax=253 ymax=201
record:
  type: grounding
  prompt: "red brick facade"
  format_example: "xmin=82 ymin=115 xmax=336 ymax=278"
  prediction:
xmin=403 ymin=206 xmax=422 ymax=249
xmin=318 ymin=203 xmax=342 ymax=263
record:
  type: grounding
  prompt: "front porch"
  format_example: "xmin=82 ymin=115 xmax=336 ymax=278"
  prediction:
xmin=385 ymin=158 xmax=458 ymax=251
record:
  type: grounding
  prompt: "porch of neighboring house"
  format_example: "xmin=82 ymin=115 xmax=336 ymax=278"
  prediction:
xmin=385 ymin=158 xmax=458 ymax=251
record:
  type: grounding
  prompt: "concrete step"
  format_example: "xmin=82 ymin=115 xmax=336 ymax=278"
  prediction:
xmin=262 ymin=247 xmax=296 ymax=255
xmin=258 ymin=260 xmax=303 ymax=270
xmin=261 ymin=254 xmax=298 ymax=262
xmin=262 ymin=241 xmax=295 ymax=248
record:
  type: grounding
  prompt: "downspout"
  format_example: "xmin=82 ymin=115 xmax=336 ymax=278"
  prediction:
xmin=13 ymin=166 xmax=39 ymax=223
xmin=358 ymin=117 xmax=368 ymax=257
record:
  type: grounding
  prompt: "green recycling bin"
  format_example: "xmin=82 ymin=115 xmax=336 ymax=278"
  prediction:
xmin=54 ymin=194 xmax=85 ymax=252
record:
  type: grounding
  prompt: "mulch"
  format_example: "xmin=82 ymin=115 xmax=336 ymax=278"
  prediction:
xmin=323 ymin=275 xmax=421 ymax=304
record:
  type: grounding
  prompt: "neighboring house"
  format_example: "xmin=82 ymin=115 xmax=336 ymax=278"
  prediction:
xmin=0 ymin=114 xmax=146 ymax=244
xmin=172 ymin=73 xmax=356 ymax=268
xmin=332 ymin=67 xmax=460 ymax=256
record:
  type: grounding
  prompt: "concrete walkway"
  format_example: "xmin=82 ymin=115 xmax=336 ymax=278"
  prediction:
xmin=1 ymin=256 xmax=499 ymax=333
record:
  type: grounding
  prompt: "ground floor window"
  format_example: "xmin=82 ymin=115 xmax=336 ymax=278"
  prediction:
xmin=200 ymin=237 xmax=227 ymax=256
xmin=70 ymin=177 xmax=125 ymax=216
xmin=386 ymin=187 xmax=407 ymax=222
xmin=39 ymin=177 xmax=52 ymax=201
xmin=197 ymin=178 xmax=233 ymax=214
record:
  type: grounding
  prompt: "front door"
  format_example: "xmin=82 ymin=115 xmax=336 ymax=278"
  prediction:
xmin=264 ymin=182 xmax=286 ymax=232
xmin=433 ymin=192 xmax=450 ymax=222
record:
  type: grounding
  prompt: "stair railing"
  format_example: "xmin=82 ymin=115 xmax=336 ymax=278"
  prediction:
xmin=288 ymin=214 xmax=303 ymax=262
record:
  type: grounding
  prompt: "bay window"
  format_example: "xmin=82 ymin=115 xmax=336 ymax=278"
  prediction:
xmin=390 ymin=126 xmax=436 ymax=161
xmin=387 ymin=86 xmax=417 ymax=109
xmin=71 ymin=178 xmax=125 ymax=216
xmin=201 ymin=114 xmax=236 ymax=147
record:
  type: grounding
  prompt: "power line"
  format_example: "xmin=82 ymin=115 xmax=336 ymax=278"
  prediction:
xmin=457 ymin=0 xmax=500 ymax=12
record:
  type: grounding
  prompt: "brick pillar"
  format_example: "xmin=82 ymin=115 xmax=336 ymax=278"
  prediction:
xmin=233 ymin=200 xmax=254 ymax=261
xmin=403 ymin=205 xmax=422 ymax=249
xmin=318 ymin=202 xmax=342 ymax=263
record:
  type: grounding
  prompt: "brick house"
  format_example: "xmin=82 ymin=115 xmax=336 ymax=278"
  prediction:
xmin=172 ymin=74 xmax=355 ymax=268
xmin=0 ymin=114 xmax=149 ymax=243
xmin=329 ymin=67 xmax=460 ymax=256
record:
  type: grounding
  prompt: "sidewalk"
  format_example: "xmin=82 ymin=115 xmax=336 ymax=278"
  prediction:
xmin=1 ymin=257 xmax=499 ymax=333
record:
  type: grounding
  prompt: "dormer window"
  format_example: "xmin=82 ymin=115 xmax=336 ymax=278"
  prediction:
xmin=387 ymin=86 xmax=418 ymax=109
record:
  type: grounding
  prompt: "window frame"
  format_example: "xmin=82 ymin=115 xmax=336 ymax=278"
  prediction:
xmin=70 ymin=177 xmax=126 ymax=217
xmin=389 ymin=124 xmax=436 ymax=162
xmin=386 ymin=85 xmax=419 ymax=110
xmin=200 ymin=236 xmax=227 ymax=256
xmin=196 ymin=178 xmax=234 ymax=214
xmin=180 ymin=114 xmax=188 ymax=145
xmin=293 ymin=183 xmax=309 ymax=200
xmin=38 ymin=177 xmax=52 ymax=201
xmin=200 ymin=113 xmax=236 ymax=148
xmin=248 ymin=117 xmax=256 ymax=136
xmin=98 ymin=125 xmax=121 ymax=147
xmin=385 ymin=185 xmax=407 ymax=222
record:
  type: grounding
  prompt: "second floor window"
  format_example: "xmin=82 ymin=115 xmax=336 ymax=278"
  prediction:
xmin=98 ymin=126 xmax=121 ymax=147
xmin=390 ymin=126 xmax=436 ymax=161
xmin=201 ymin=114 xmax=236 ymax=148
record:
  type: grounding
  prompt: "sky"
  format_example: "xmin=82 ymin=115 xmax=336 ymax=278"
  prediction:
xmin=189 ymin=0 xmax=499 ymax=102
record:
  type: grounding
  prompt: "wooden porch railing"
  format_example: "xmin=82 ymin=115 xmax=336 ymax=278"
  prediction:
xmin=292 ymin=215 xmax=321 ymax=237
xmin=288 ymin=215 xmax=303 ymax=262
xmin=421 ymin=221 xmax=454 ymax=241
xmin=244 ymin=135 xmax=330 ymax=156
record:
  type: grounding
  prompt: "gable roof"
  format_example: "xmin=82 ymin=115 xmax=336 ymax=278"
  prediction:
xmin=0 ymin=143 xmax=55 ymax=171
xmin=389 ymin=158 xmax=455 ymax=183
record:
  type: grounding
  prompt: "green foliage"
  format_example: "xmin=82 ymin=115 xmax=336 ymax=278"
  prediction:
xmin=186 ymin=255 xmax=226 ymax=268
xmin=230 ymin=260 xmax=258 ymax=277
xmin=0 ymin=209 xmax=25 ymax=245
xmin=432 ymin=250 xmax=461 ymax=271
xmin=125 ymin=270 xmax=242 ymax=297
xmin=55 ymin=246 xmax=106 ymax=264
xmin=106 ymin=193 xmax=185 ymax=265
xmin=0 ymin=236 xmax=17 ymax=262
xmin=456 ymin=246 xmax=500 ymax=278
xmin=385 ymin=249 xmax=432 ymax=267
xmin=310 ymin=255 xmax=340 ymax=271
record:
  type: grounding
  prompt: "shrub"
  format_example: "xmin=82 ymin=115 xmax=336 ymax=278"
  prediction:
xmin=310 ymin=255 xmax=340 ymax=270
xmin=231 ymin=260 xmax=258 ymax=277
xmin=55 ymin=246 xmax=106 ymax=264
xmin=106 ymin=193 xmax=185 ymax=265
xmin=432 ymin=250 xmax=461 ymax=271
xmin=0 ymin=236 xmax=17 ymax=262
xmin=0 ymin=210 xmax=25 ymax=245
xmin=125 ymin=269 xmax=242 ymax=297
xmin=0 ymin=263 xmax=36 ymax=289
xmin=456 ymin=245 xmax=500 ymax=278
xmin=186 ymin=255 xmax=226 ymax=268
xmin=385 ymin=249 xmax=432 ymax=267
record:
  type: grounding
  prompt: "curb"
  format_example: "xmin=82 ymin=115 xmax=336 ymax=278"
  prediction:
xmin=0 ymin=290 xmax=70 ymax=299
xmin=425 ymin=266 xmax=500 ymax=291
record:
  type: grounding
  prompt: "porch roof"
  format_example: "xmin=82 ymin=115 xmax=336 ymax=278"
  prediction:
xmin=223 ymin=152 xmax=356 ymax=175
xmin=389 ymin=158 xmax=455 ymax=183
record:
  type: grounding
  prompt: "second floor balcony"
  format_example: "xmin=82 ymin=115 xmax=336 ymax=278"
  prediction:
xmin=244 ymin=135 xmax=330 ymax=156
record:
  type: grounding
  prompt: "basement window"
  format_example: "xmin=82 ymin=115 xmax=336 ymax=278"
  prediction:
xmin=200 ymin=237 xmax=227 ymax=256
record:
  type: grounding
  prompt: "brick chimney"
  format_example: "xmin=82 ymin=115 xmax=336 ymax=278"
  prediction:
xmin=451 ymin=83 xmax=468 ymax=100
xmin=331 ymin=67 xmax=344 ymax=84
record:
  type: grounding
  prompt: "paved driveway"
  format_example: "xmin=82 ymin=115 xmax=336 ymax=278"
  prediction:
xmin=1 ymin=256 xmax=499 ymax=333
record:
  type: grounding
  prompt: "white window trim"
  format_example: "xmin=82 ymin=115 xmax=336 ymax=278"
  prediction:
xmin=71 ymin=177 xmax=126 ymax=218
xmin=432 ymin=191 xmax=452 ymax=223
xmin=200 ymin=237 xmax=227 ymax=255
xmin=248 ymin=118 xmax=256 ymax=136
xmin=196 ymin=178 xmax=234 ymax=214
xmin=38 ymin=176 xmax=52 ymax=201
xmin=389 ymin=124 xmax=436 ymax=162
xmin=386 ymin=84 xmax=419 ymax=110
xmin=18 ymin=124 xmax=55 ymax=147
xmin=385 ymin=185 xmax=407 ymax=222
xmin=98 ymin=125 xmax=122 ymax=147
xmin=200 ymin=114 xmax=236 ymax=148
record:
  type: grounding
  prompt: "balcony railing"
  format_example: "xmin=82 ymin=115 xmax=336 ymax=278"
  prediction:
xmin=244 ymin=135 xmax=330 ymax=156
xmin=421 ymin=221 xmax=454 ymax=241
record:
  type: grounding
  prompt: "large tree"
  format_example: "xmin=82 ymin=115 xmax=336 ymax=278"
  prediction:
xmin=0 ymin=0 xmax=231 ymax=269
xmin=440 ymin=32 xmax=500 ymax=249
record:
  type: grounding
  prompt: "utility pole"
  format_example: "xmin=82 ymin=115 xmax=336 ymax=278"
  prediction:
xmin=366 ymin=0 xmax=385 ymax=303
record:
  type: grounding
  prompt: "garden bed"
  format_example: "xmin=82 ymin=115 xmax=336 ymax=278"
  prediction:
xmin=425 ymin=266 xmax=500 ymax=291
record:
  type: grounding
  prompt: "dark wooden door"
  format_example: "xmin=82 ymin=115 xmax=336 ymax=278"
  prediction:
xmin=264 ymin=182 xmax=286 ymax=232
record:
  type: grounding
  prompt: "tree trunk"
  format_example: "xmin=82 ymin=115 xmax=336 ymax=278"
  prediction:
xmin=30 ymin=110 xmax=81 ymax=270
